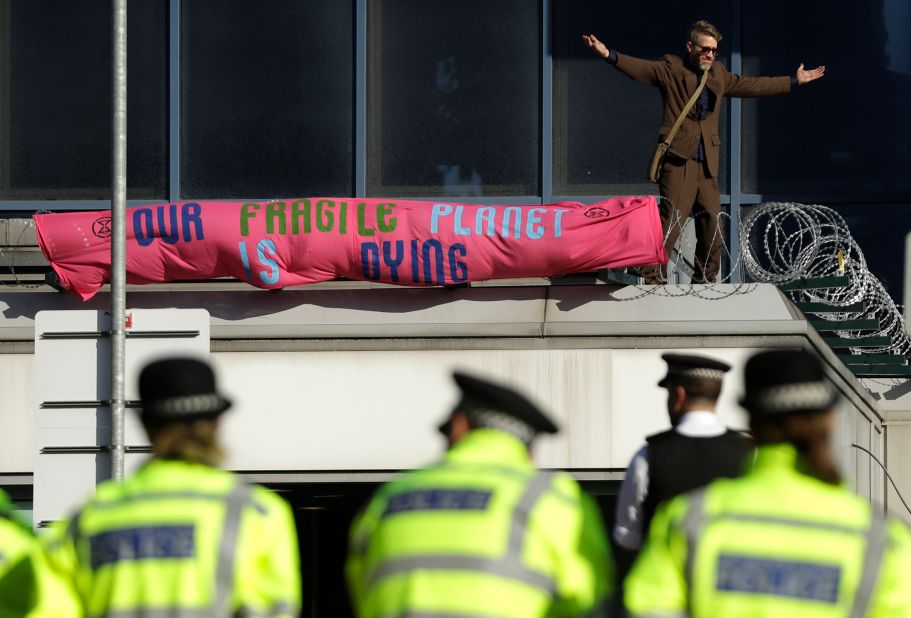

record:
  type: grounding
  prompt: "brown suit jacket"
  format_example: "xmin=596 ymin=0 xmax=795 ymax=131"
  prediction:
xmin=614 ymin=53 xmax=791 ymax=178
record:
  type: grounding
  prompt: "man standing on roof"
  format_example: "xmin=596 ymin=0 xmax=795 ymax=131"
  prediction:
xmin=583 ymin=21 xmax=825 ymax=283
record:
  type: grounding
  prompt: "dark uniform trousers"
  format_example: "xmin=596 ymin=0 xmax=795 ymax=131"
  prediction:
xmin=642 ymin=156 xmax=723 ymax=284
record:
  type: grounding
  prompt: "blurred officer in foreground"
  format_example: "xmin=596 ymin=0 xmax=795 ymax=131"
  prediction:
xmin=46 ymin=357 xmax=301 ymax=618
xmin=0 ymin=488 xmax=78 ymax=616
xmin=626 ymin=349 xmax=911 ymax=617
xmin=614 ymin=353 xmax=750 ymax=559
xmin=347 ymin=371 xmax=613 ymax=617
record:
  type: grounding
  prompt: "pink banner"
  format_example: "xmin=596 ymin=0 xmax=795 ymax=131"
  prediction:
xmin=34 ymin=196 xmax=667 ymax=300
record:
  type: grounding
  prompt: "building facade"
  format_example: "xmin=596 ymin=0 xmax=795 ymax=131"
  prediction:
xmin=0 ymin=2 xmax=910 ymax=615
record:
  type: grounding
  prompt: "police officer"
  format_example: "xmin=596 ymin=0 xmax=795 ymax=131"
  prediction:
xmin=46 ymin=356 xmax=301 ymax=617
xmin=614 ymin=353 xmax=750 ymax=555
xmin=625 ymin=349 xmax=911 ymax=617
xmin=0 ymin=487 xmax=78 ymax=616
xmin=346 ymin=371 xmax=613 ymax=617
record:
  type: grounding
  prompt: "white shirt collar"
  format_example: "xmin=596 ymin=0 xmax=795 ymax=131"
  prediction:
xmin=676 ymin=410 xmax=726 ymax=437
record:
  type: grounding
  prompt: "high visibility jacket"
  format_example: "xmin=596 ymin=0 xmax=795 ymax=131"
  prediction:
xmin=45 ymin=459 xmax=301 ymax=618
xmin=346 ymin=429 xmax=613 ymax=617
xmin=0 ymin=489 xmax=80 ymax=617
xmin=625 ymin=444 xmax=911 ymax=617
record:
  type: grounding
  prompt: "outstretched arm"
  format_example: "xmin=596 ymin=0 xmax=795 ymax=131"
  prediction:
xmin=583 ymin=33 xmax=665 ymax=85
xmin=582 ymin=34 xmax=610 ymax=60
xmin=796 ymin=63 xmax=826 ymax=85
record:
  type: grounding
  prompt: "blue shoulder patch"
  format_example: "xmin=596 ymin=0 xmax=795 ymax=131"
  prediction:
xmin=716 ymin=554 xmax=841 ymax=603
xmin=383 ymin=489 xmax=493 ymax=516
xmin=89 ymin=525 xmax=195 ymax=569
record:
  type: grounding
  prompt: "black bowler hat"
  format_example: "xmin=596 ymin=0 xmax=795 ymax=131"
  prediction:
xmin=437 ymin=371 xmax=559 ymax=443
xmin=658 ymin=353 xmax=730 ymax=387
xmin=139 ymin=357 xmax=232 ymax=419
xmin=740 ymin=349 xmax=838 ymax=416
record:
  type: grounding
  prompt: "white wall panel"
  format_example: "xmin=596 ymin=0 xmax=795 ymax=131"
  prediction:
xmin=213 ymin=348 xmax=614 ymax=472
xmin=0 ymin=354 xmax=36 ymax=473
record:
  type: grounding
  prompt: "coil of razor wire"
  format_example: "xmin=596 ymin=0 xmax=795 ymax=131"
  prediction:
xmin=622 ymin=203 xmax=760 ymax=300
xmin=0 ymin=214 xmax=46 ymax=289
xmin=741 ymin=202 xmax=910 ymax=356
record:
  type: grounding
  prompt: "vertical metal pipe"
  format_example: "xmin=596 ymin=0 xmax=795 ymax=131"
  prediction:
xmin=728 ymin=0 xmax=743 ymax=283
xmin=355 ymin=0 xmax=366 ymax=197
xmin=110 ymin=0 xmax=128 ymax=481
xmin=169 ymin=0 xmax=180 ymax=202
xmin=540 ymin=0 xmax=552 ymax=204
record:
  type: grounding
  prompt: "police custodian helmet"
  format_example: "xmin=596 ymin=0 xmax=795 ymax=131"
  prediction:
xmin=740 ymin=349 xmax=838 ymax=417
xmin=438 ymin=371 xmax=559 ymax=444
xmin=138 ymin=356 xmax=232 ymax=419
xmin=657 ymin=353 xmax=731 ymax=387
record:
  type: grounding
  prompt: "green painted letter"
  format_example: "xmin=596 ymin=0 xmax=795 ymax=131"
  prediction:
xmin=377 ymin=203 xmax=397 ymax=232
xmin=240 ymin=203 xmax=260 ymax=237
xmin=266 ymin=201 xmax=286 ymax=235
xmin=317 ymin=200 xmax=335 ymax=232
xmin=291 ymin=199 xmax=311 ymax=234
xmin=357 ymin=202 xmax=375 ymax=236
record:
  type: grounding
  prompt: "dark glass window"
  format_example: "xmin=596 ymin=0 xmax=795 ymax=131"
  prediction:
xmin=553 ymin=2 xmax=730 ymax=196
xmin=829 ymin=203 xmax=911 ymax=301
xmin=181 ymin=0 xmax=353 ymax=199
xmin=742 ymin=2 xmax=911 ymax=195
xmin=367 ymin=0 xmax=539 ymax=198
xmin=0 ymin=0 xmax=167 ymax=200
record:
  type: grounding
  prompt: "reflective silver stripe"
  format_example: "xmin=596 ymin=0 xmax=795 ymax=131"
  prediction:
xmin=683 ymin=496 xmax=889 ymax=617
xmin=97 ymin=600 xmax=297 ymax=618
xmin=717 ymin=513 xmax=867 ymax=536
xmin=66 ymin=509 xmax=83 ymax=541
xmin=849 ymin=511 xmax=888 ymax=618
xmin=88 ymin=491 xmax=267 ymax=514
xmin=577 ymin=598 xmax=611 ymax=618
xmin=436 ymin=464 xmax=576 ymax=506
xmin=214 ymin=482 xmax=253 ymax=617
xmin=628 ymin=613 xmax=690 ymax=618
xmin=439 ymin=461 xmax=534 ymax=481
xmin=383 ymin=611 xmax=496 ymax=618
xmin=99 ymin=610 xmax=214 ymax=618
xmin=233 ymin=601 xmax=299 ymax=617
xmin=508 ymin=472 xmax=554 ymax=555
xmin=682 ymin=488 xmax=707 ymax=616
xmin=367 ymin=554 xmax=555 ymax=594
xmin=367 ymin=471 xmax=558 ymax=595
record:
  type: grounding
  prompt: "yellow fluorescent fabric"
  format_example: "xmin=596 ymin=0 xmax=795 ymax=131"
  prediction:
xmin=45 ymin=459 xmax=301 ymax=618
xmin=347 ymin=429 xmax=613 ymax=617
xmin=626 ymin=443 xmax=911 ymax=617
xmin=0 ymin=488 xmax=80 ymax=618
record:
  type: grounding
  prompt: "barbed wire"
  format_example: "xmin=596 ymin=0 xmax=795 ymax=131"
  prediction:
xmin=0 ymin=214 xmax=45 ymax=289
xmin=619 ymin=207 xmax=760 ymax=299
xmin=616 ymin=200 xmax=907 ymax=354
xmin=741 ymin=202 xmax=910 ymax=356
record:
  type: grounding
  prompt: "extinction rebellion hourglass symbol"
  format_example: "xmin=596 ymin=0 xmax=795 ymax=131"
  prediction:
xmin=93 ymin=217 xmax=113 ymax=239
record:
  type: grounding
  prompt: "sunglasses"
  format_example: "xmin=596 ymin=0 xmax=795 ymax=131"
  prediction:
xmin=691 ymin=43 xmax=719 ymax=57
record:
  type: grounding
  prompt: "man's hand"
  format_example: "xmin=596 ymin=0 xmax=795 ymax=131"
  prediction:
xmin=796 ymin=63 xmax=826 ymax=85
xmin=582 ymin=34 xmax=610 ymax=60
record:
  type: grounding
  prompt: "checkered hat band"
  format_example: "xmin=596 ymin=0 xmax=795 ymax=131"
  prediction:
xmin=754 ymin=381 xmax=834 ymax=413
xmin=149 ymin=393 xmax=222 ymax=416
xmin=468 ymin=408 xmax=536 ymax=444
xmin=674 ymin=368 xmax=727 ymax=381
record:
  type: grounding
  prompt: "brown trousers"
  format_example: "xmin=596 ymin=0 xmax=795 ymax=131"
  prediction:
xmin=641 ymin=157 xmax=723 ymax=284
